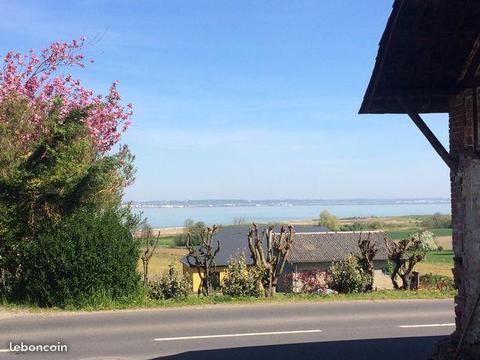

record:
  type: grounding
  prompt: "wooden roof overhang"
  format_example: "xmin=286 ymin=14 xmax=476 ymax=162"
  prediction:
xmin=359 ymin=0 xmax=480 ymax=169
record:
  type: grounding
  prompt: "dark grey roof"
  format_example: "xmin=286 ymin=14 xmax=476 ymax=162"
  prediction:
xmin=181 ymin=224 xmax=329 ymax=267
xmin=287 ymin=231 xmax=389 ymax=263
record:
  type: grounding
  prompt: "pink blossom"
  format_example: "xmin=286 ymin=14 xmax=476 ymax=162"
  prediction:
xmin=0 ymin=38 xmax=132 ymax=152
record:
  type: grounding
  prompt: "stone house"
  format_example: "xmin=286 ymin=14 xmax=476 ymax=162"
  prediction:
xmin=279 ymin=231 xmax=392 ymax=292
xmin=181 ymin=225 xmax=392 ymax=293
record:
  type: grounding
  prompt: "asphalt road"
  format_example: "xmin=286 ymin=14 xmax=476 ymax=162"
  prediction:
xmin=0 ymin=299 xmax=454 ymax=360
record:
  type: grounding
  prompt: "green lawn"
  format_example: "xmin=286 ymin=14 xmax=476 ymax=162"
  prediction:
xmin=386 ymin=228 xmax=452 ymax=240
xmin=424 ymin=250 xmax=454 ymax=264
xmin=138 ymin=235 xmax=182 ymax=248
xmin=416 ymin=250 xmax=454 ymax=278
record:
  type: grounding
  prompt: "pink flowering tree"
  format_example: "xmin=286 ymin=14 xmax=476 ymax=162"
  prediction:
xmin=0 ymin=38 xmax=137 ymax=230
xmin=0 ymin=37 xmax=132 ymax=152
xmin=0 ymin=39 xmax=141 ymax=305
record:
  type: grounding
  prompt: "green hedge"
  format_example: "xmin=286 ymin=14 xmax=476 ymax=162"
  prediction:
xmin=14 ymin=210 xmax=140 ymax=307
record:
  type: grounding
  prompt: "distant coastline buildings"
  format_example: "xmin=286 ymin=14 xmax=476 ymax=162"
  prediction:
xmin=126 ymin=198 xmax=451 ymax=208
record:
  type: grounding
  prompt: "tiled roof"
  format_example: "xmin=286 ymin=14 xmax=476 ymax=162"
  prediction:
xmin=181 ymin=224 xmax=329 ymax=267
xmin=287 ymin=231 xmax=389 ymax=263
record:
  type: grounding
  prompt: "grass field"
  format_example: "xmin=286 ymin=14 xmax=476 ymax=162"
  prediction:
xmin=141 ymin=247 xmax=455 ymax=280
xmin=415 ymin=250 xmax=454 ymax=277
xmin=386 ymin=228 xmax=452 ymax=240
xmin=138 ymin=235 xmax=182 ymax=248
xmin=137 ymin=247 xmax=187 ymax=278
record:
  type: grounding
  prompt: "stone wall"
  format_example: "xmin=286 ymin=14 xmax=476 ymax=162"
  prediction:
xmin=442 ymin=89 xmax=480 ymax=358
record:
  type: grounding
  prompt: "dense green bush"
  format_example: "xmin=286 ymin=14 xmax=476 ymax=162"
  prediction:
xmin=13 ymin=210 xmax=140 ymax=307
xmin=148 ymin=264 xmax=190 ymax=300
xmin=222 ymin=255 xmax=262 ymax=297
xmin=172 ymin=234 xmax=188 ymax=247
xmin=420 ymin=273 xmax=454 ymax=291
xmin=327 ymin=255 xmax=369 ymax=294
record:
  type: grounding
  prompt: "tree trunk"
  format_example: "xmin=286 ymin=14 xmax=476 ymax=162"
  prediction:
xmin=390 ymin=263 xmax=401 ymax=290
xmin=142 ymin=259 xmax=149 ymax=284
xmin=400 ymin=274 xmax=411 ymax=290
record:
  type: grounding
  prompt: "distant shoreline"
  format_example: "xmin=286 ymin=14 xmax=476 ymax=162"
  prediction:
xmin=133 ymin=201 xmax=452 ymax=229
xmin=150 ymin=213 xmax=452 ymax=237
xmin=127 ymin=198 xmax=450 ymax=209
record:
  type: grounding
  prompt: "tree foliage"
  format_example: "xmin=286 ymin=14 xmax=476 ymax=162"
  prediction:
xmin=0 ymin=38 xmax=132 ymax=152
xmin=420 ymin=213 xmax=452 ymax=229
xmin=0 ymin=40 xmax=138 ymax=305
xmin=181 ymin=219 xmax=207 ymax=246
xmin=416 ymin=230 xmax=439 ymax=252
xmin=318 ymin=211 xmax=338 ymax=231
xmin=339 ymin=219 xmax=384 ymax=231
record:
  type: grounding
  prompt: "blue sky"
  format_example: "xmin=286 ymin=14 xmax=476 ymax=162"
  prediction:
xmin=0 ymin=1 xmax=450 ymax=200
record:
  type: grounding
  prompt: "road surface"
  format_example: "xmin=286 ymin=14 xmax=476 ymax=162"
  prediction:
xmin=0 ymin=299 xmax=454 ymax=360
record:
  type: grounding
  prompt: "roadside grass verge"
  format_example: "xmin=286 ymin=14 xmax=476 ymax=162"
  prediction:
xmin=0 ymin=289 xmax=455 ymax=313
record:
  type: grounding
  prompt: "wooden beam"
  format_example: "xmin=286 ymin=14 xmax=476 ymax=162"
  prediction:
xmin=398 ymin=98 xmax=456 ymax=169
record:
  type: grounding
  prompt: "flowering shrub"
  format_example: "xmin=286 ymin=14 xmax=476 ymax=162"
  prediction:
xmin=148 ymin=265 xmax=191 ymax=300
xmin=415 ymin=231 xmax=439 ymax=252
xmin=0 ymin=40 xmax=137 ymax=306
xmin=297 ymin=270 xmax=330 ymax=294
xmin=283 ymin=270 xmax=332 ymax=294
xmin=419 ymin=273 xmax=454 ymax=291
xmin=327 ymin=255 xmax=370 ymax=293
xmin=222 ymin=255 xmax=262 ymax=297
xmin=0 ymin=38 xmax=132 ymax=151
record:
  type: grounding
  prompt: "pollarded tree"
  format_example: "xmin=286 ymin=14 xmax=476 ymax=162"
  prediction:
xmin=384 ymin=233 xmax=426 ymax=290
xmin=356 ymin=233 xmax=378 ymax=291
xmin=140 ymin=223 xmax=160 ymax=285
xmin=186 ymin=225 xmax=220 ymax=296
xmin=247 ymin=223 xmax=294 ymax=297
